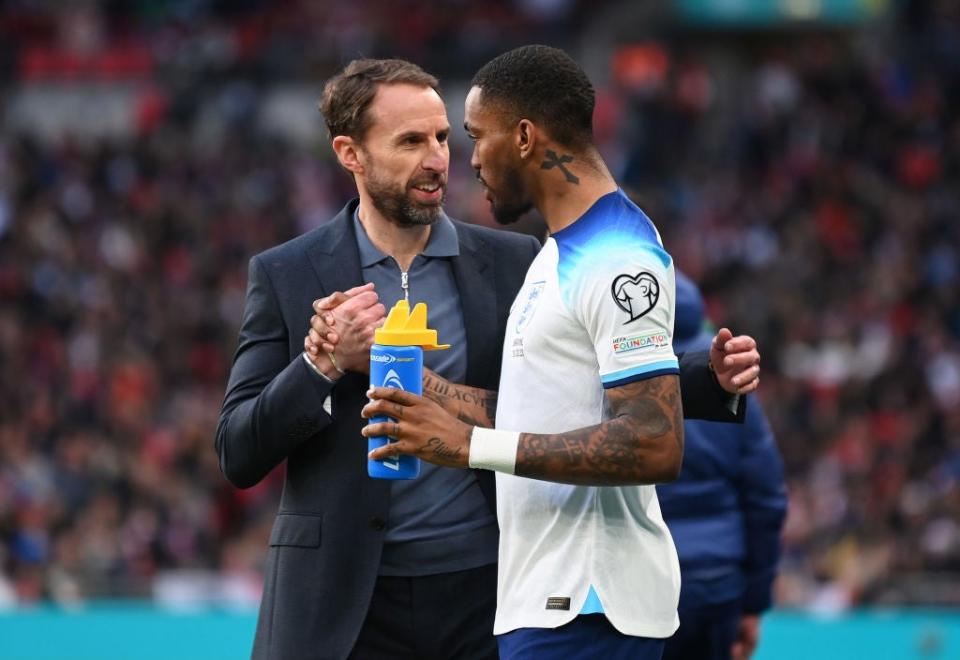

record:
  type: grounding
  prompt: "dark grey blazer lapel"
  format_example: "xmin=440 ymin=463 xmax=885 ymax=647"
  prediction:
xmin=306 ymin=199 xmax=365 ymax=298
xmin=304 ymin=200 xmax=391 ymax=506
xmin=451 ymin=224 xmax=498 ymax=387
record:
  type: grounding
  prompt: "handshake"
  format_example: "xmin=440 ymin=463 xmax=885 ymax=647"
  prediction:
xmin=302 ymin=282 xmax=385 ymax=379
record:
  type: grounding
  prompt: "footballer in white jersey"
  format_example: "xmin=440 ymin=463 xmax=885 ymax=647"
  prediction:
xmin=493 ymin=189 xmax=681 ymax=637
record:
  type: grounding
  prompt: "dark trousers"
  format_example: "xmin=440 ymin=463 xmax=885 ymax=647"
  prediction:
xmin=662 ymin=599 xmax=740 ymax=660
xmin=348 ymin=563 xmax=499 ymax=660
xmin=497 ymin=614 xmax=665 ymax=660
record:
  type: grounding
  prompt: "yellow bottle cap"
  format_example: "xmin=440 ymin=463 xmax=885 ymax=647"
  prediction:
xmin=374 ymin=300 xmax=450 ymax=350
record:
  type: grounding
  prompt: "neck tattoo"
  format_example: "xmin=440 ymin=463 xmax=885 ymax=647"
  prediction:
xmin=541 ymin=149 xmax=580 ymax=185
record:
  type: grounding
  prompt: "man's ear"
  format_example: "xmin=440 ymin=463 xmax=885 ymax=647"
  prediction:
xmin=516 ymin=119 xmax=537 ymax=161
xmin=332 ymin=135 xmax=364 ymax=174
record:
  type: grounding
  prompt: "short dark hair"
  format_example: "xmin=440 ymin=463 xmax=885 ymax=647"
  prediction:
xmin=471 ymin=45 xmax=594 ymax=148
xmin=319 ymin=59 xmax=440 ymax=140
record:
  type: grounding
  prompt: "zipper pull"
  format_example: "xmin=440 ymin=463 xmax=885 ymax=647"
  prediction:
xmin=401 ymin=271 xmax=409 ymax=301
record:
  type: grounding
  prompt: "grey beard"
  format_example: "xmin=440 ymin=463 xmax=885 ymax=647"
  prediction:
xmin=367 ymin=176 xmax=445 ymax=227
xmin=373 ymin=193 xmax=443 ymax=227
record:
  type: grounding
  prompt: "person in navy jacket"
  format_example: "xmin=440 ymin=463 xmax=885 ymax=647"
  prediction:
xmin=660 ymin=272 xmax=788 ymax=660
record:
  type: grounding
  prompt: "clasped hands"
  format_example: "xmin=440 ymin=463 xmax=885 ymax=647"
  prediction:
xmin=302 ymin=283 xmax=385 ymax=377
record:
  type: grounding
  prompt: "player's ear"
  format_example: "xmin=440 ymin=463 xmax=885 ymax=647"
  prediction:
xmin=516 ymin=119 xmax=537 ymax=160
xmin=332 ymin=136 xmax=364 ymax=174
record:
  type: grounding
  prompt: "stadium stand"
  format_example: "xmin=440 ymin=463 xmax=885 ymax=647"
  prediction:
xmin=1 ymin=0 xmax=958 ymax=612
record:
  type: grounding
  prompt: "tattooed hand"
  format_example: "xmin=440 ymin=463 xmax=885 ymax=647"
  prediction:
xmin=361 ymin=387 xmax=474 ymax=468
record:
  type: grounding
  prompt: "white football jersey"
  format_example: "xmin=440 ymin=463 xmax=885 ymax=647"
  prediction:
xmin=494 ymin=189 xmax=681 ymax=638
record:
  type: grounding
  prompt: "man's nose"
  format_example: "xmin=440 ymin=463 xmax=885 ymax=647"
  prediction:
xmin=422 ymin=140 xmax=448 ymax=173
xmin=470 ymin=145 xmax=480 ymax=171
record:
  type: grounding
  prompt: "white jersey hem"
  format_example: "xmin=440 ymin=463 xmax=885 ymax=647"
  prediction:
xmin=493 ymin=613 xmax=680 ymax=639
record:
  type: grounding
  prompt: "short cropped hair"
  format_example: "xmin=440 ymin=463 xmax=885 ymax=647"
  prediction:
xmin=319 ymin=59 xmax=440 ymax=140
xmin=471 ymin=45 xmax=594 ymax=148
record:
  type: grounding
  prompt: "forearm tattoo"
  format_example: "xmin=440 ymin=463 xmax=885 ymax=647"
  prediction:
xmin=423 ymin=371 xmax=498 ymax=428
xmin=515 ymin=376 xmax=683 ymax=485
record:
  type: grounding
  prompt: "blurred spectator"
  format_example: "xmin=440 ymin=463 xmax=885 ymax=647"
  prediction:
xmin=659 ymin=272 xmax=787 ymax=660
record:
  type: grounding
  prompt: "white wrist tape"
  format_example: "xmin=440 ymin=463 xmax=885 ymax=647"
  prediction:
xmin=468 ymin=427 xmax=520 ymax=474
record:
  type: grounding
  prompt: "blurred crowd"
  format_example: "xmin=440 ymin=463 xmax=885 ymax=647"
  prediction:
xmin=628 ymin=3 xmax=960 ymax=608
xmin=0 ymin=0 xmax=587 ymax=83
xmin=2 ymin=0 xmax=959 ymax=610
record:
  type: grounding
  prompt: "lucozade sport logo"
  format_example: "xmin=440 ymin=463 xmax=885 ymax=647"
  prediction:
xmin=383 ymin=369 xmax=404 ymax=390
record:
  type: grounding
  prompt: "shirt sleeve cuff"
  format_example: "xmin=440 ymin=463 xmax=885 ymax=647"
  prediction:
xmin=726 ymin=393 xmax=741 ymax=415
xmin=601 ymin=359 xmax=680 ymax=389
xmin=302 ymin=351 xmax=335 ymax=383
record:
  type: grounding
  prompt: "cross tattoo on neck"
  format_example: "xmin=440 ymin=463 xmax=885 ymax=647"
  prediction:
xmin=541 ymin=149 xmax=580 ymax=184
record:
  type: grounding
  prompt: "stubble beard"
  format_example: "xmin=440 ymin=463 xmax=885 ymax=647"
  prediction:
xmin=366 ymin=167 xmax=445 ymax=228
xmin=481 ymin=164 xmax=532 ymax=226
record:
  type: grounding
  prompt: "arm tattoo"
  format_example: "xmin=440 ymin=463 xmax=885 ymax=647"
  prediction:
xmin=425 ymin=437 xmax=463 ymax=462
xmin=423 ymin=370 xmax=497 ymax=428
xmin=484 ymin=394 xmax=498 ymax=428
xmin=515 ymin=375 xmax=683 ymax=486
xmin=541 ymin=149 xmax=580 ymax=185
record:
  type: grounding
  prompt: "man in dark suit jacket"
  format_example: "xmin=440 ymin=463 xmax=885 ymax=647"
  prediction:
xmin=217 ymin=59 xmax=759 ymax=660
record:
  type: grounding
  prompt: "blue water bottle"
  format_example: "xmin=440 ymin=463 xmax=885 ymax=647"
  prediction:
xmin=368 ymin=299 xmax=449 ymax=479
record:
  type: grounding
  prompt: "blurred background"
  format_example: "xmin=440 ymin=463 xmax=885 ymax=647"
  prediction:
xmin=1 ymin=0 xmax=959 ymax=657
